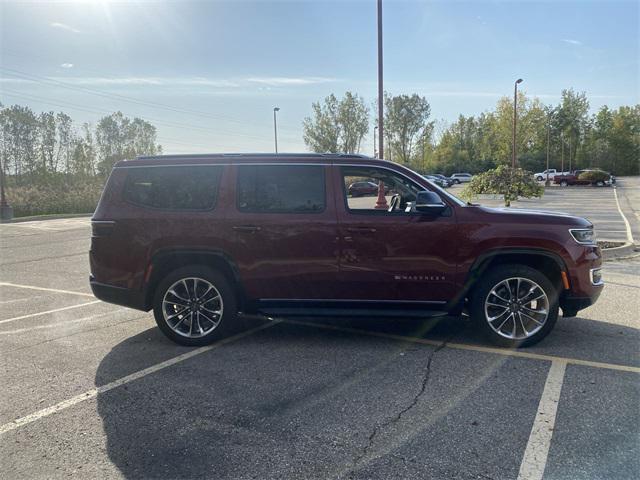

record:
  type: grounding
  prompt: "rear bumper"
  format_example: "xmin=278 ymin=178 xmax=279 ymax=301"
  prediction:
xmin=90 ymin=276 xmax=148 ymax=311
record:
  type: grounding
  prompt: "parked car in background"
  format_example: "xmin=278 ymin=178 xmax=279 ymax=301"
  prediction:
xmin=424 ymin=175 xmax=451 ymax=188
xmin=91 ymin=153 xmax=603 ymax=348
xmin=450 ymin=173 xmax=473 ymax=184
xmin=533 ymin=169 xmax=569 ymax=181
xmin=348 ymin=181 xmax=379 ymax=197
xmin=432 ymin=174 xmax=454 ymax=187
xmin=554 ymin=169 xmax=613 ymax=187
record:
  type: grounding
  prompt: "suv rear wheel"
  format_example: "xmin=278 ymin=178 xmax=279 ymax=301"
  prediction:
xmin=153 ymin=266 xmax=238 ymax=346
xmin=470 ymin=264 xmax=559 ymax=347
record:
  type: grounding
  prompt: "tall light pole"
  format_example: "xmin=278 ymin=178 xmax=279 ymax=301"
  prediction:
xmin=373 ymin=125 xmax=378 ymax=158
xmin=273 ymin=107 xmax=280 ymax=154
xmin=560 ymin=131 xmax=565 ymax=172
xmin=546 ymin=109 xmax=552 ymax=186
xmin=512 ymin=78 xmax=523 ymax=168
xmin=377 ymin=0 xmax=384 ymax=160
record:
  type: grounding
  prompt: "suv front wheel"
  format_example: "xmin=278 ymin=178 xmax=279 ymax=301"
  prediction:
xmin=470 ymin=265 xmax=559 ymax=347
xmin=153 ymin=266 xmax=238 ymax=346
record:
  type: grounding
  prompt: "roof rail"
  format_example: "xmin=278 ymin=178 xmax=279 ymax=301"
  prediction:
xmin=134 ymin=152 xmax=374 ymax=161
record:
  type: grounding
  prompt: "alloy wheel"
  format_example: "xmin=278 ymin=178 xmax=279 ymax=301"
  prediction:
xmin=161 ymin=277 xmax=223 ymax=338
xmin=484 ymin=277 xmax=549 ymax=340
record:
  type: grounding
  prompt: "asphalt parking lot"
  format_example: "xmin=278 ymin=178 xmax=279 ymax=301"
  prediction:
xmin=1 ymin=184 xmax=639 ymax=479
xmin=450 ymin=177 xmax=638 ymax=243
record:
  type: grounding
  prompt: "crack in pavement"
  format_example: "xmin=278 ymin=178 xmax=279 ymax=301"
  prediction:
xmin=349 ymin=329 xmax=460 ymax=472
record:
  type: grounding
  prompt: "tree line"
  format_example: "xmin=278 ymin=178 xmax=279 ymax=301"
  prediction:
xmin=0 ymin=104 xmax=162 ymax=217
xmin=302 ymin=90 xmax=639 ymax=176
xmin=0 ymin=104 xmax=162 ymax=184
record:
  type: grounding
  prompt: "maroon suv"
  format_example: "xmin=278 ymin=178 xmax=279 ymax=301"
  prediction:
xmin=90 ymin=154 xmax=603 ymax=347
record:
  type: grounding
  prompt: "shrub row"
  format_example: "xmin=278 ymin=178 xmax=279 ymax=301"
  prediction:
xmin=6 ymin=178 xmax=105 ymax=218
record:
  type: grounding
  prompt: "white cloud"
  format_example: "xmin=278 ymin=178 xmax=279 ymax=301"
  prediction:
xmin=561 ymin=38 xmax=582 ymax=46
xmin=60 ymin=63 xmax=74 ymax=69
xmin=50 ymin=22 xmax=82 ymax=34
xmin=0 ymin=75 xmax=335 ymax=89
xmin=245 ymin=76 xmax=337 ymax=86
xmin=50 ymin=77 xmax=242 ymax=87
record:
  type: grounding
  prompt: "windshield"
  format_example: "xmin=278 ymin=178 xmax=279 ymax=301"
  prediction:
xmin=414 ymin=169 xmax=467 ymax=207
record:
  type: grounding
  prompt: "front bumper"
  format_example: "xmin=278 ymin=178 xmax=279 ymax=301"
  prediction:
xmin=560 ymin=290 xmax=602 ymax=317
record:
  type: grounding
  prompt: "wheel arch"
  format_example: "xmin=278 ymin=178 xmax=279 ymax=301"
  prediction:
xmin=451 ymin=248 xmax=568 ymax=311
xmin=144 ymin=249 xmax=247 ymax=311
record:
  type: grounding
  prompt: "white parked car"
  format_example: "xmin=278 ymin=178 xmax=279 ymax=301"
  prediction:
xmin=533 ymin=169 xmax=569 ymax=181
xmin=450 ymin=173 xmax=473 ymax=184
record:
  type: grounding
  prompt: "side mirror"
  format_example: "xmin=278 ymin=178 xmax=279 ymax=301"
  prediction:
xmin=414 ymin=191 xmax=446 ymax=214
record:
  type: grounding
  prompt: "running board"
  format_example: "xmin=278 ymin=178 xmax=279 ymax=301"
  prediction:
xmin=257 ymin=307 xmax=450 ymax=318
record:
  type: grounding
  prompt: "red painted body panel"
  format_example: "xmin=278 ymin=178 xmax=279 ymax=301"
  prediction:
xmin=90 ymin=154 xmax=603 ymax=314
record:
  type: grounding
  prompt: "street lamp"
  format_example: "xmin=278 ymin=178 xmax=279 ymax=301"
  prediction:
xmin=273 ymin=107 xmax=280 ymax=154
xmin=546 ymin=109 xmax=552 ymax=186
xmin=373 ymin=125 xmax=378 ymax=158
xmin=377 ymin=0 xmax=384 ymax=160
xmin=512 ymin=78 xmax=523 ymax=168
xmin=0 ymin=158 xmax=12 ymax=222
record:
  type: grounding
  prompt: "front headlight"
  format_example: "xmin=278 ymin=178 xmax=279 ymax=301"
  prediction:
xmin=570 ymin=228 xmax=597 ymax=245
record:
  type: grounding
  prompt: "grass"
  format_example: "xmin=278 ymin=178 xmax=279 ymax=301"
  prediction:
xmin=6 ymin=177 xmax=105 ymax=218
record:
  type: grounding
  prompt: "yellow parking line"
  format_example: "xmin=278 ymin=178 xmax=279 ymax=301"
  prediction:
xmin=282 ymin=319 xmax=640 ymax=374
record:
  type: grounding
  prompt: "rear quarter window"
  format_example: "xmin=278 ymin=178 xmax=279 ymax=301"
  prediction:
xmin=237 ymin=165 xmax=325 ymax=213
xmin=122 ymin=165 xmax=223 ymax=210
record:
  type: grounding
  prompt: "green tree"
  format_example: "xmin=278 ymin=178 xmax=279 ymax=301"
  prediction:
xmin=95 ymin=112 xmax=161 ymax=175
xmin=55 ymin=112 xmax=74 ymax=174
xmin=39 ymin=111 xmax=57 ymax=173
xmin=383 ymin=93 xmax=431 ymax=165
xmin=461 ymin=165 xmax=544 ymax=207
xmin=303 ymin=92 xmax=369 ymax=153
xmin=555 ymin=89 xmax=589 ymax=171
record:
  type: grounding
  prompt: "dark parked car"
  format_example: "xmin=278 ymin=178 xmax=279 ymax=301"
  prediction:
xmin=554 ymin=169 xmax=612 ymax=187
xmin=91 ymin=153 xmax=603 ymax=348
xmin=424 ymin=175 xmax=451 ymax=188
xmin=432 ymin=174 xmax=454 ymax=187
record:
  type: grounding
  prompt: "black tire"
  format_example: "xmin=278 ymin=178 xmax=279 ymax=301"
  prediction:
xmin=153 ymin=265 xmax=238 ymax=346
xmin=470 ymin=264 xmax=559 ymax=348
xmin=560 ymin=180 xmax=568 ymax=187
xmin=536 ymin=176 xmax=544 ymax=181
xmin=454 ymin=179 xmax=460 ymax=184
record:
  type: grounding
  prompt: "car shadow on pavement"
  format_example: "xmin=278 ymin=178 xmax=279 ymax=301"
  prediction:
xmin=95 ymin=314 xmax=638 ymax=479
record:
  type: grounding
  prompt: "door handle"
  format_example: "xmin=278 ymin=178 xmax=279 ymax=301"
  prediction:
xmin=346 ymin=227 xmax=377 ymax=233
xmin=233 ymin=225 xmax=261 ymax=233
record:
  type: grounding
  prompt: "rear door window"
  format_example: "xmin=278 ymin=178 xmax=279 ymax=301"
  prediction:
xmin=237 ymin=165 xmax=325 ymax=213
xmin=123 ymin=165 xmax=223 ymax=210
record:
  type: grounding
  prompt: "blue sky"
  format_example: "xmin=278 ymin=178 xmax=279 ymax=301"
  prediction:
xmin=1 ymin=0 xmax=638 ymax=154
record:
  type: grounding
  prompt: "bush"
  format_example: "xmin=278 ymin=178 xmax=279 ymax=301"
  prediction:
xmin=6 ymin=176 xmax=106 ymax=217
xmin=577 ymin=170 xmax=609 ymax=183
xmin=461 ymin=165 xmax=544 ymax=207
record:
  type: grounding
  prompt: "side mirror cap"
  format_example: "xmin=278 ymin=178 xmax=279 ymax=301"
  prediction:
xmin=414 ymin=191 xmax=446 ymax=214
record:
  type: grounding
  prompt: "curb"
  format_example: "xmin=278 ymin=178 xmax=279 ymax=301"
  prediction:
xmin=602 ymin=242 xmax=638 ymax=260
xmin=1 ymin=213 xmax=93 ymax=224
